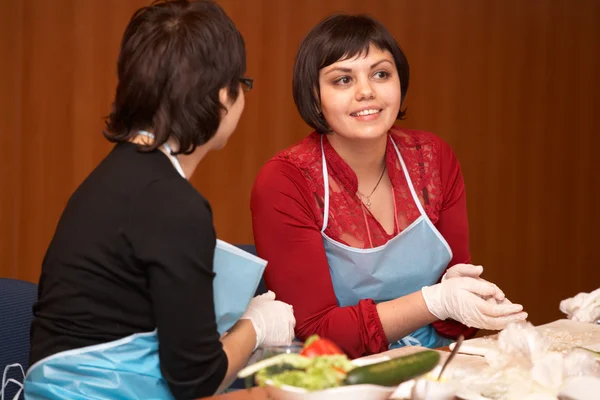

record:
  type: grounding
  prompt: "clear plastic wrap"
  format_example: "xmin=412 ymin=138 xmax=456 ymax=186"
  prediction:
xmin=457 ymin=322 xmax=600 ymax=399
xmin=559 ymin=288 xmax=600 ymax=323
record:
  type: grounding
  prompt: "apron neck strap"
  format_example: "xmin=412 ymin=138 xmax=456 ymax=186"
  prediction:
xmin=137 ymin=131 xmax=186 ymax=179
xmin=389 ymin=138 xmax=427 ymax=216
xmin=320 ymin=135 xmax=330 ymax=233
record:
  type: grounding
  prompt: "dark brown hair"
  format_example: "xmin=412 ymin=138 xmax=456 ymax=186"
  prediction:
xmin=292 ymin=14 xmax=409 ymax=133
xmin=104 ymin=0 xmax=246 ymax=154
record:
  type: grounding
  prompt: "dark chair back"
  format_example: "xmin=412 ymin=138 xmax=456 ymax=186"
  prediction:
xmin=0 ymin=278 xmax=38 ymax=400
xmin=234 ymin=244 xmax=267 ymax=295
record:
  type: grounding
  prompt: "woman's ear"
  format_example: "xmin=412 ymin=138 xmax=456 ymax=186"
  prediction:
xmin=219 ymin=87 xmax=230 ymax=110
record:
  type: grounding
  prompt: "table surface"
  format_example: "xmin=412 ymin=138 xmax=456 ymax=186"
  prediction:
xmin=199 ymin=387 xmax=269 ymax=400
xmin=198 ymin=346 xmax=453 ymax=400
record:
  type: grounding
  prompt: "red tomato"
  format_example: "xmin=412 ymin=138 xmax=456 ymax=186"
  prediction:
xmin=300 ymin=336 xmax=345 ymax=357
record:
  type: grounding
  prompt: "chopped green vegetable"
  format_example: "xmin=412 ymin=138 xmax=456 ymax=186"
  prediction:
xmin=257 ymin=354 xmax=354 ymax=391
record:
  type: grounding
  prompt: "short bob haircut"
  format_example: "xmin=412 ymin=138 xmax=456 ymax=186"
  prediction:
xmin=293 ymin=14 xmax=409 ymax=134
xmin=104 ymin=0 xmax=245 ymax=155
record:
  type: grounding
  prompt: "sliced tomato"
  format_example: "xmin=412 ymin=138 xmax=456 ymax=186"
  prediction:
xmin=300 ymin=335 xmax=345 ymax=357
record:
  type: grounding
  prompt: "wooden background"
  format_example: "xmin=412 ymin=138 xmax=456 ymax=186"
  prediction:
xmin=1 ymin=0 xmax=598 ymax=326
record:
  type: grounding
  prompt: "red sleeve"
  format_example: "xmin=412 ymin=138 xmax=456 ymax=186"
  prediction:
xmin=251 ymin=160 xmax=389 ymax=358
xmin=431 ymin=138 xmax=478 ymax=340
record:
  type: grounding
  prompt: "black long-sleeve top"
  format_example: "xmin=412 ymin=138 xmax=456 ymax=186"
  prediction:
xmin=29 ymin=142 xmax=227 ymax=399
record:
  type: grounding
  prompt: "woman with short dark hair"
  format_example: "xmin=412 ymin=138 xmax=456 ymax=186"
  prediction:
xmin=251 ymin=14 xmax=526 ymax=358
xmin=24 ymin=1 xmax=295 ymax=399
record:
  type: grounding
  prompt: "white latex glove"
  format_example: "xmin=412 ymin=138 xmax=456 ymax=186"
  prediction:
xmin=421 ymin=277 xmax=528 ymax=330
xmin=442 ymin=264 xmax=506 ymax=302
xmin=240 ymin=290 xmax=295 ymax=351
xmin=442 ymin=263 xmax=483 ymax=281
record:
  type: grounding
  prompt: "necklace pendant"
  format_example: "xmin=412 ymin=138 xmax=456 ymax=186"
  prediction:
xmin=365 ymin=198 xmax=371 ymax=209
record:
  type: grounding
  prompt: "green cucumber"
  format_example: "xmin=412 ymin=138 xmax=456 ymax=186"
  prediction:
xmin=343 ymin=350 xmax=440 ymax=387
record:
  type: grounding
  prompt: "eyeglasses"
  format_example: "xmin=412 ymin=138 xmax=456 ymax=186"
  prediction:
xmin=239 ymin=77 xmax=253 ymax=92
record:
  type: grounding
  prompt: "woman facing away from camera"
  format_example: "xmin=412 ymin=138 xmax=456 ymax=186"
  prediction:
xmin=24 ymin=1 xmax=295 ymax=399
xmin=251 ymin=14 xmax=527 ymax=359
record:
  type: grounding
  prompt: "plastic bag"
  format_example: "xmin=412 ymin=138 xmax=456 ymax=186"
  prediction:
xmin=459 ymin=322 xmax=599 ymax=399
xmin=559 ymin=288 xmax=600 ymax=323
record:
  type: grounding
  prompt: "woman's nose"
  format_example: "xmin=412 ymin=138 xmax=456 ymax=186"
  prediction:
xmin=355 ymin=78 xmax=375 ymax=101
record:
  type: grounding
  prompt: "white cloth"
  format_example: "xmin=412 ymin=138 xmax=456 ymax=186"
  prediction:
xmin=560 ymin=288 xmax=600 ymax=323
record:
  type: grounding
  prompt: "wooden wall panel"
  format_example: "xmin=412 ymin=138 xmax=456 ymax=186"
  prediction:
xmin=1 ymin=0 xmax=598 ymax=326
xmin=0 ymin=0 xmax=24 ymax=280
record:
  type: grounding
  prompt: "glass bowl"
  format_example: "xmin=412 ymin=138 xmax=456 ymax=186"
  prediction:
xmin=259 ymin=341 xmax=304 ymax=360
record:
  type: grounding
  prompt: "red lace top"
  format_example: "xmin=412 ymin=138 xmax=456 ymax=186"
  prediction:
xmin=250 ymin=126 xmax=477 ymax=358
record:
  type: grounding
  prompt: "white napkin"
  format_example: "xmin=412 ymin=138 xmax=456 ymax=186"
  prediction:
xmin=558 ymin=376 xmax=600 ymax=400
xmin=559 ymin=288 xmax=600 ymax=323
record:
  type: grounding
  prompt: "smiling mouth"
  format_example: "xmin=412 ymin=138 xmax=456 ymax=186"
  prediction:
xmin=350 ymin=108 xmax=382 ymax=117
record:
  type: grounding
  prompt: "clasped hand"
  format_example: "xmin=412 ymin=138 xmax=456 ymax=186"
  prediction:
xmin=423 ymin=264 xmax=527 ymax=330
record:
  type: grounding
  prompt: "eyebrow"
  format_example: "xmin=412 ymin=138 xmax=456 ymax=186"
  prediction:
xmin=324 ymin=59 xmax=394 ymax=75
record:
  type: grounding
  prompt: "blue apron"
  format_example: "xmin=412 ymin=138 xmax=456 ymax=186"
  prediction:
xmin=24 ymin=133 xmax=266 ymax=398
xmin=320 ymin=135 xmax=454 ymax=349
xmin=24 ymin=331 xmax=172 ymax=400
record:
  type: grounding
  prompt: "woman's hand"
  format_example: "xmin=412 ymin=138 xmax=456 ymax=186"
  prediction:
xmin=442 ymin=263 xmax=484 ymax=281
xmin=240 ymin=291 xmax=296 ymax=350
xmin=421 ymin=277 xmax=528 ymax=330
xmin=442 ymin=264 xmax=506 ymax=302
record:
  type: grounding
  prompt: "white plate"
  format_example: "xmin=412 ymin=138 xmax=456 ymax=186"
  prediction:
xmin=264 ymin=381 xmax=395 ymax=400
xmin=449 ymin=319 xmax=600 ymax=357
xmin=388 ymin=365 xmax=494 ymax=400
xmin=261 ymin=356 xmax=395 ymax=400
